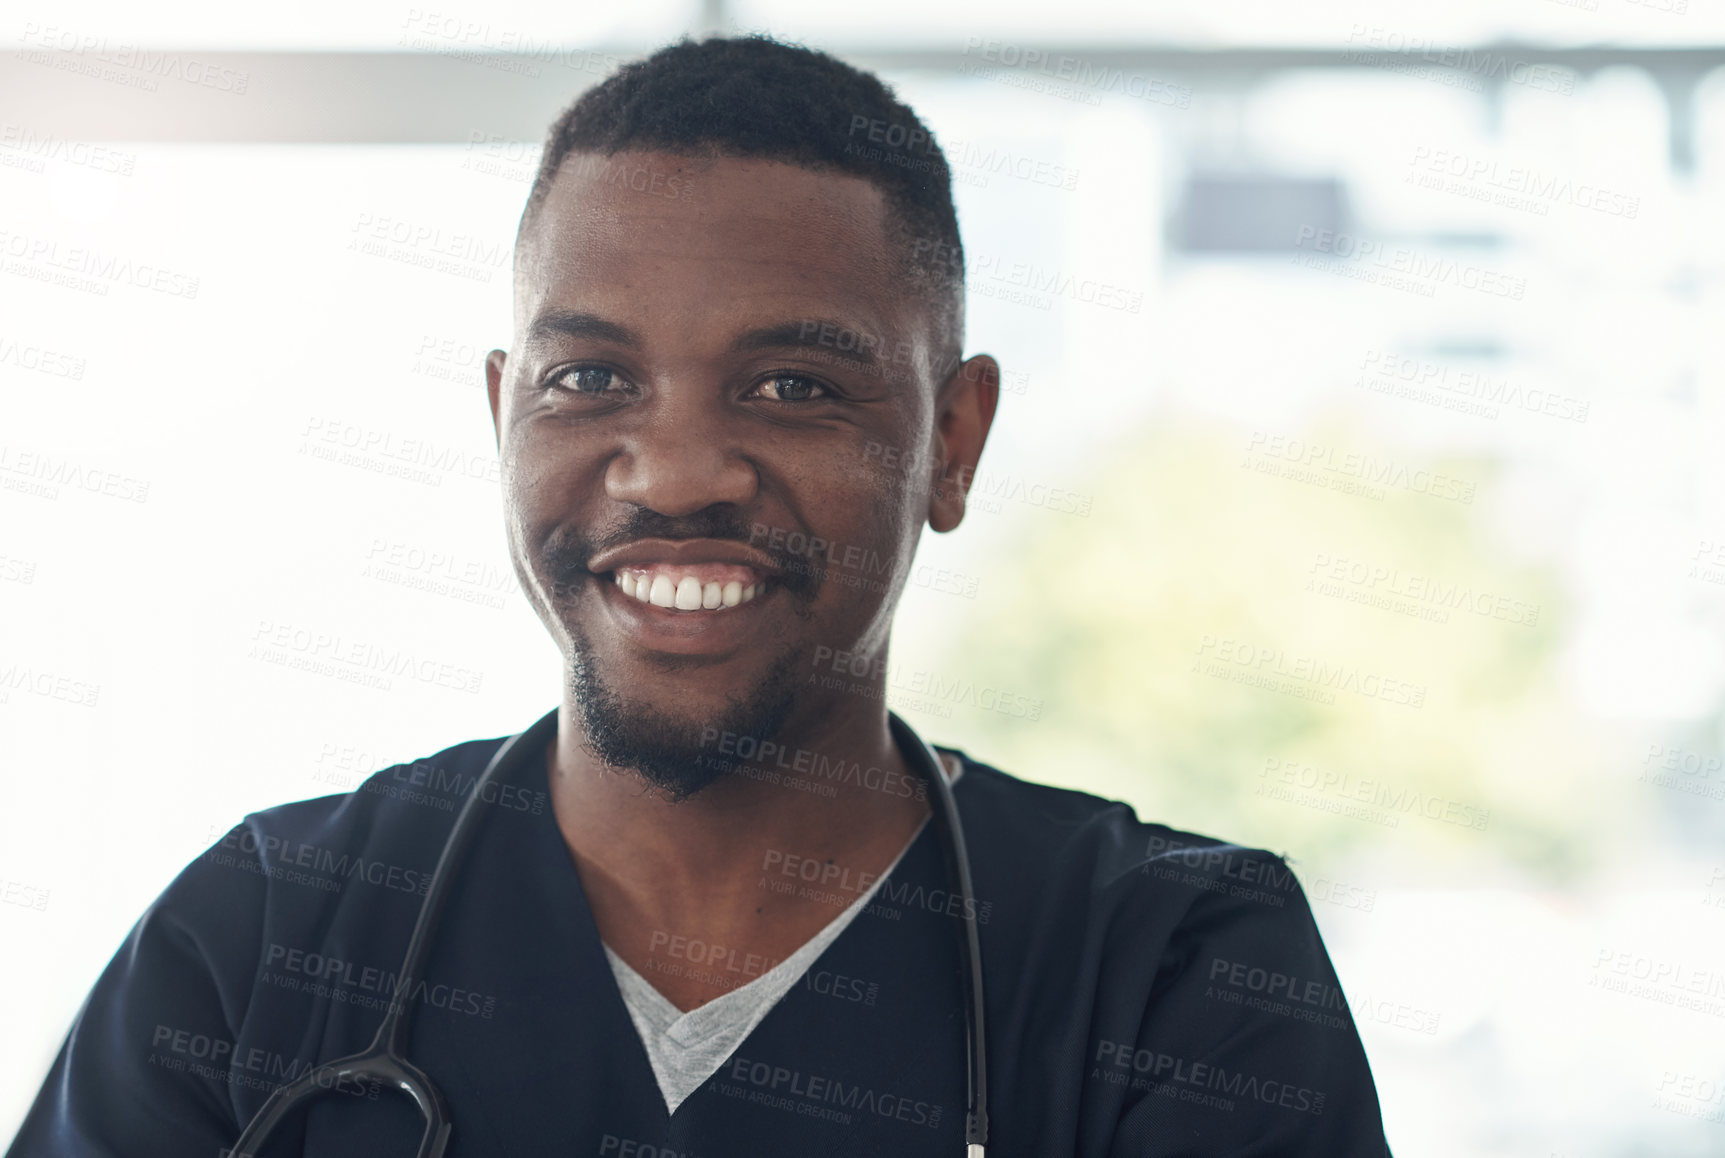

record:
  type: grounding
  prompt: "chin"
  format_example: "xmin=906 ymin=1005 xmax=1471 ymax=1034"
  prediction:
xmin=564 ymin=639 xmax=800 ymax=802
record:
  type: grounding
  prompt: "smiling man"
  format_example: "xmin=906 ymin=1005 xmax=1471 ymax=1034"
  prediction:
xmin=9 ymin=36 xmax=1390 ymax=1158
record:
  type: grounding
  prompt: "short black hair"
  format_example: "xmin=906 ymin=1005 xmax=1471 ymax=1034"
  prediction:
xmin=522 ymin=34 xmax=965 ymax=372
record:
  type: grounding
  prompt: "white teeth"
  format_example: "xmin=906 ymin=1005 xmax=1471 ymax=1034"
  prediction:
xmin=617 ymin=571 xmax=764 ymax=611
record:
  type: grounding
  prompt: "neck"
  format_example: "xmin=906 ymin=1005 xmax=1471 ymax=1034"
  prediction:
xmin=547 ymin=696 xmax=935 ymax=949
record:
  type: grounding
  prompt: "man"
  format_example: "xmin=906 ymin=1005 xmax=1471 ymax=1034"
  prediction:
xmin=9 ymin=35 xmax=1391 ymax=1157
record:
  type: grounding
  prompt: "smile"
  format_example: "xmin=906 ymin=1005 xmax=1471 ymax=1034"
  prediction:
xmin=611 ymin=565 xmax=765 ymax=612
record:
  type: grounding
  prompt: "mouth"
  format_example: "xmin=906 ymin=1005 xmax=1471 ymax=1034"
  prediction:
xmin=585 ymin=537 xmax=783 ymax=619
xmin=611 ymin=564 xmax=766 ymax=612
xmin=594 ymin=560 xmax=776 ymax=657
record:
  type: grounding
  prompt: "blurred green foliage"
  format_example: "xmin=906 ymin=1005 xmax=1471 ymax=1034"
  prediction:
xmin=905 ymin=410 xmax=1613 ymax=883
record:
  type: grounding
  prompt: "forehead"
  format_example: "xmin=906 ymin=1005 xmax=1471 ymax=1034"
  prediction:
xmin=515 ymin=151 xmax=910 ymax=340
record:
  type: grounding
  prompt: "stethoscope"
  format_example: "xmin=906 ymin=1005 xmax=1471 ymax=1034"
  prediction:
xmin=230 ymin=707 xmax=990 ymax=1158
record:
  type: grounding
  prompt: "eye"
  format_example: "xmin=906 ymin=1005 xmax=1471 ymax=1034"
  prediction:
xmin=550 ymin=365 xmax=627 ymax=395
xmin=751 ymin=374 xmax=830 ymax=403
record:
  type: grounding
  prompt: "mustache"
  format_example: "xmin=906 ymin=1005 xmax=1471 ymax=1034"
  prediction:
xmin=542 ymin=506 xmax=821 ymax=599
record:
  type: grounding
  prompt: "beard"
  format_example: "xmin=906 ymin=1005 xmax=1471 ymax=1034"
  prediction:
xmin=536 ymin=507 xmax=818 ymax=801
xmin=564 ymin=619 xmax=801 ymax=802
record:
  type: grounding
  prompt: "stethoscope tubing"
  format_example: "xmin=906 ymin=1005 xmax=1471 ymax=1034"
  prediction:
xmin=888 ymin=711 xmax=991 ymax=1153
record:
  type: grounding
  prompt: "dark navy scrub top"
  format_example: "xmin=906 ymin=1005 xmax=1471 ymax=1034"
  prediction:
xmin=8 ymin=727 xmax=1393 ymax=1157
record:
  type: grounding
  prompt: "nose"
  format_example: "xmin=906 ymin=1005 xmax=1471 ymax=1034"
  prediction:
xmin=602 ymin=396 xmax=759 ymax=517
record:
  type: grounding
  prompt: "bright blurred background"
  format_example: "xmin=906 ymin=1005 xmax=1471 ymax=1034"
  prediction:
xmin=4 ymin=1 xmax=1725 ymax=1153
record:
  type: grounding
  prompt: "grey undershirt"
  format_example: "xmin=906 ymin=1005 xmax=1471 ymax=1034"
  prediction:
xmin=601 ymin=755 xmax=961 ymax=1115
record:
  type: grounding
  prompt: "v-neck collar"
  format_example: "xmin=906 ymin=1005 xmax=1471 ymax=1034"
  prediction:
xmin=601 ymin=808 xmax=931 ymax=1022
xmin=432 ymin=732 xmax=968 ymax=1147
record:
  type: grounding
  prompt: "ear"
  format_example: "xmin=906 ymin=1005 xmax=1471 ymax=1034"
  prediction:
xmin=927 ymin=354 xmax=1000 ymax=534
xmin=486 ymin=349 xmax=508 ymax=449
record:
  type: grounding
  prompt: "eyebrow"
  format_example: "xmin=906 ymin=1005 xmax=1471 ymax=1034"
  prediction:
xmin=524 ymin=311 xmax=644 ymax=348
xmin=732 ymin=319 xmax=882 ymax=368
xmin=523 ymin=311 xmax=885 ymax=370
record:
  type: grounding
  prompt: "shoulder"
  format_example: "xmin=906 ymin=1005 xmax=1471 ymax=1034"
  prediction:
xmin=158 ymin=731 xmax=522 ymax=972
xmin=942 ymin=749 xmax=1315 ymax=973
xmin=16 ymin=731 xmax=525 ymax=1145
xmin=945 ymin=747 xmax=1294 ymax=897
xmin=214 ymin=731 xmax=519 ymax=861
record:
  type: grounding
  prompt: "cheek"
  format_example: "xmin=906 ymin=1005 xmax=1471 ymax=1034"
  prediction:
xmin=850 ymin=453 xmax=927 ymax=535
xmin=503 ymin=420 xmax=596 ymax=509
xmin=822 ymin=417 xmax=936 ymax=566
xmin=805 ymin=447 xmax=910 ymax=533
xmin=805 ymin=476 xmax=918 ymax=604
